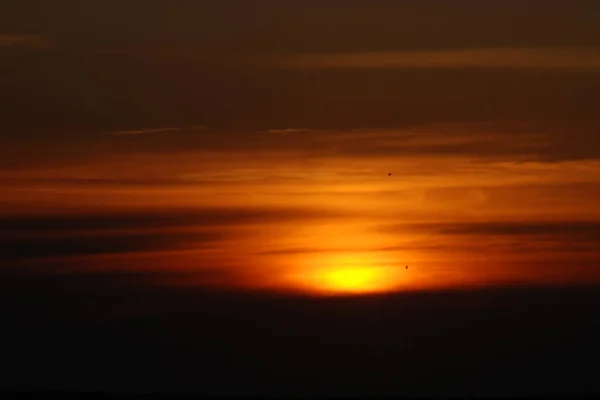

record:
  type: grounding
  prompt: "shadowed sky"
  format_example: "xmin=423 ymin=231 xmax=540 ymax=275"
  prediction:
xmin=1 ymin=2 xmax=600 ymax=395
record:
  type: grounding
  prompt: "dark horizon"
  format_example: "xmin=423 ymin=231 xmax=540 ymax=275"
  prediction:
xmin=3 ymin=274 xmax=600 ymax=397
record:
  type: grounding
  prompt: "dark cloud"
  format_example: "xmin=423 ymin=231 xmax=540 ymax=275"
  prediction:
xmin=1 ymin=121 xmax=598 ymax=180
xmin=0 ymin=173 xmax=313 ymax=188
xmin=380 ymin=221 xmax=600 ymax=253
xmin=429 ymin=221 xmax=600 ymax=239
xmin=378 ymin=241 xmax=600 ymax=257
xmin=0 ymin=230 xmax=223 ymax=262
xmin=1 ymin=50 xmax=599 ymax=150
xmin=0 ymin=207 xmax=345 ymax=234
xmin=131 ymin=120 xmax=590 ymax=163
xmin=0 ymin=177 xmax=194 ymax=187
xmin=0 ymin=207 xmax=349 ymax=263
xmin=257 ymin=247 xmax=335 ymax=256
xmin=256 ymin=237 xmax=600 ymax=258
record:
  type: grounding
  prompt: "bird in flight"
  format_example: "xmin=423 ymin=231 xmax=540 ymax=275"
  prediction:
xmin=388 ymin=173 xmax=392 ymax=176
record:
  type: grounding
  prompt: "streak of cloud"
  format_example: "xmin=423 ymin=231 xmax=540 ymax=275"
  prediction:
xmin=0 ymin=231 xmax=224 ymax=263
xmin=0 ymin=34 xmax=47 ymax=49
xmin=265 ymin=128 xmax=316 ymax=134
xmin=0 ymin=206 xmax=351 ymax=264
xmin=0 ymin=207 xmax=347 ymax=234
xmin=260 ymin=47 xmax=600 ymax=70
xmin=107 ymin=125 xmax=205 ymax=136
xmin=381 ymin=221 xmax=600 ymax=244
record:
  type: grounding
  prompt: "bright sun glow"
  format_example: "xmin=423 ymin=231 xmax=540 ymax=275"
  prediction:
xmin=283 ymin=253 xmax=406 ymax=295
xmin=318 ymin=267 xmax=393 ymax=293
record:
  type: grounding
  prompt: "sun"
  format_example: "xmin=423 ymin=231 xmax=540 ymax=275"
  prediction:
xmin=318 ymin=267 xmax=393 ymax=294
xmin=283 ymin=253 xmax=405 ymax=295
xmin=278 ymin=252 xmax=408 ymax=296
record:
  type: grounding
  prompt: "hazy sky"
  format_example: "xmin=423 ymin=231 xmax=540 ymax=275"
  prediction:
xmin=1 ymin=0 xmax=600 ymax=295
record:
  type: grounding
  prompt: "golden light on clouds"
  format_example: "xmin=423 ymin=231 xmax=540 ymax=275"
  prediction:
xmin=2 ymin=124 xmax=600 ymax=294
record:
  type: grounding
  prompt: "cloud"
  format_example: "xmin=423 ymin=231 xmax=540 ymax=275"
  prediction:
xmin=191 ymin=122 xmax=590 ymax=161
xmin=1 ymin=177 xmax=192 ymax=187
xmin=265 ymin=128 xmax=316 ymax=134
xmin=0 ymin=230 xmax=224 ymax=262
xmin=3 ymin=121 xmax=597 ymax=189
xmin=0 ymin=206 xmax=351 ymax=264
xmin=367 ymin=221 xmax=600 ymax=260
xmin=105 ymin=121 xmax=547 ymax=159
xmin=0 ymin=34 xmax=47 ymax=49
xmin=252 ymin=122 xmax=558 ymax=161
xmin=0 ymin=172 xmax=313 ymax=188
xmin=259 ymin=47 xmax=600 ymax=70
xmin=107 ymin=125 xmax=205 ymax=136
xmin=428 ymin=221 xmax=600 ymax=238
xmin=325 ymin=126 xmax=550 ymax=160
xmin=0 ymin=207 xmax=345 ymax=234
xmin=257 ymin=247 xmax=338 ymax=256
xmin=381 ymin=221 xmax=600 ymax=247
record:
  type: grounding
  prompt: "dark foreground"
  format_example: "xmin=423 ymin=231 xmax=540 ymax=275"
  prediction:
xmin=1 ymin=273 xmax=599 ymax=397
xmin=1 ymin=394 xmax=600 ymax=400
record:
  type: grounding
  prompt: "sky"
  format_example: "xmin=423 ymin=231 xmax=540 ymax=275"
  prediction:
xmin=1 ymin=1 xmax=600 ymax=396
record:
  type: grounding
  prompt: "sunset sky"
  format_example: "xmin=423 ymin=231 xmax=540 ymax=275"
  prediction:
xmin=3 ymin=0 xmax=600 ymax=294
xmin=2 ymin=1 xmax=600 ymax=396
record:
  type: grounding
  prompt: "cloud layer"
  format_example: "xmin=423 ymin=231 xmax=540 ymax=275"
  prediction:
xmin=0 ymin=2 xmax=599 ymax=292
xmin=261 ymin=47 xmax=600 ymax=70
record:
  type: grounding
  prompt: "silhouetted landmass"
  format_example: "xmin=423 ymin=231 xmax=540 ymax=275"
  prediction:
xmin=0 ymin=393 xmax=599 ymax=400
xmin=1 ymin=274 xmax=600 ymax=397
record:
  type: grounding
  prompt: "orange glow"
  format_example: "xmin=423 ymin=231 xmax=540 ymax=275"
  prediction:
xmin=279 ymin=253 xmax=409 ymax=295
xmin=306 ymin=267 xmax=401 ymax=294
xmin=2 ymin=125 xmax=600 ymax=294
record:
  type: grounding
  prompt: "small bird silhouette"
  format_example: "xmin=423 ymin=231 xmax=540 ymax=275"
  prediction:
xmin=405 ymin=265 xmax=408 ymax=269
xmin=388 ymin=173 xmax=392 ymax=176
